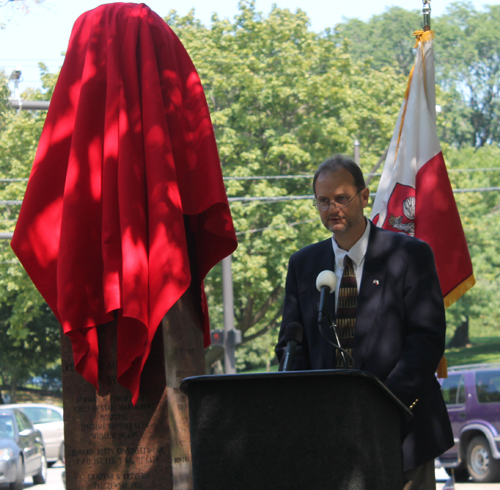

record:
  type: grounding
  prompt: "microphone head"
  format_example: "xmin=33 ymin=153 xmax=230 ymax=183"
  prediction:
xmin=284 ymin=322 xmax=303 ymax=343
xmin=316 ymin=270 xmax=337 ymax=293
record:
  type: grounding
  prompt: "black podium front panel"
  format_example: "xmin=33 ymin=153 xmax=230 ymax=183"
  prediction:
xmin=180 ymin=370 xmax=411 ymax=490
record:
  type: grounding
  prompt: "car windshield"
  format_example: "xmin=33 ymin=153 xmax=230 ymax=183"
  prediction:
xmin=0 ymin=414 xmax=14 ymax=438
xmin=476 ymin=370 xmax=500 ymax=403
xmin=21 ymin=406 xmax=62 ymax=424
xmin=441 ymin=374 xmax=463 ymax=405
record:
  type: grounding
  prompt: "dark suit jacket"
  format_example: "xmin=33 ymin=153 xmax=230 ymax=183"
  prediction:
xmin=275 ymin=221 xmax=454 ymax=471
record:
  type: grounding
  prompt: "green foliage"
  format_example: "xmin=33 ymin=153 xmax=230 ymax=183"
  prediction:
xmin=334 ymin=7 xmax=422 ymax=77
xmin=167 ymin=2 xmax=406 ymax=370
xmin=434 ymin=4 xmax=500 ymax=147
xmin=334 ymin=3 xmax=500 ymax=149
xmin=443 ymin=145 xmax=500 ymax=338
xmin=446 ymin=338 xmax=500 ymax=367
xmin=0 ymin=69 xmax=60 ymax=393
xmin=1 ymin=2 xmax=499 ymax=376
xmin=0 ymin=72 xmax=13 ymax=131
xmin=0 ymin=304 xmax=60 ymax=385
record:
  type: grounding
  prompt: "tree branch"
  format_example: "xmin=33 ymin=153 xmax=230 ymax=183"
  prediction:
xmin=243 ymin=308 xmax=282 ymax=343
xmin=248 ymin=285 xmax=283 ymax=330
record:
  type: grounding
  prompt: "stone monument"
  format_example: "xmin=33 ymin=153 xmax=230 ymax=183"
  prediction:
xmin=62 ymin=283 xmax=205 ymax=490
xmin=11 ymin=4 xmax=237 ymax=490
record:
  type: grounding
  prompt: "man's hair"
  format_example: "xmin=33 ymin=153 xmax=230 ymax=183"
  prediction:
xmin=312 ymin=155 xmax=366 ymax=195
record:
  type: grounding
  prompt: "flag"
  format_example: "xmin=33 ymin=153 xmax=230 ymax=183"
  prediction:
xmin=371 ymin=30 xmax=475 ymax=310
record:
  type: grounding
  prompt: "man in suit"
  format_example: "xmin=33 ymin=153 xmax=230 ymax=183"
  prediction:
xmin=275 ymin=155 xmax=453 ymax=490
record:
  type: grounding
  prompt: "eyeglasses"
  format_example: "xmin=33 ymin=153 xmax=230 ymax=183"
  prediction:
xmin=313 ymin=190 xmax=361 ymax=211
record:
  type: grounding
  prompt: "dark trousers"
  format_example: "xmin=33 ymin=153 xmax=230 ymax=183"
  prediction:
xmin=403 ymin=460 xmax=436 ymax=490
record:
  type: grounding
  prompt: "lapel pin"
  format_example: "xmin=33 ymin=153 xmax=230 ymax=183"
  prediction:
xmin=373 ymin=280 xmax=380 ymax=285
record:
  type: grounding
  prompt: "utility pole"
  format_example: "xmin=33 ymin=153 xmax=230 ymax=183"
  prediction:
xmin=354 ymin=140 xmax=360 ymax=165
xmin=221 ymin=255 xmax=241 ymax=374
xmin=423 ymin=0 xmax=431 ymax=31
xmin=7 ymin=66 xmax=51 ymax=111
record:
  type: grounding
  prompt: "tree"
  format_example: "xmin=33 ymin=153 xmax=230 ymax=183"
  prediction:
xmin=333 ymin=3 xmax=500 ymax=148
xmin=442 ymin=145 xmax=500 ymax=340
xmin=0 ymin=0 xmax=45 ymax=29
xmin=0 ymin=68 xmax=60 ymax=400
xmin=0 ymin=304 xmax=60 ymax=403
xmin=334 ymin=7 xmax=421 ymax=77
xmin=0 ymin=0 xmax=43 ymax=10
xmin=2 ymin=2 xmax=499 ymax=376
xmin=166 ymin=2 xmax=406 ymax=370
xmin=434 ymin=4 xmax=500 ymax=147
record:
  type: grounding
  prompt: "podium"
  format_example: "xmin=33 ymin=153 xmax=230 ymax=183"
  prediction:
xmin=180 ymin=370 xmax=412 ymax=490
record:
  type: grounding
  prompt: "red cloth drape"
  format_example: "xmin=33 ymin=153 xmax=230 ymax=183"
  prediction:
xmin=11 ymin=2 xmax=237 ymax=403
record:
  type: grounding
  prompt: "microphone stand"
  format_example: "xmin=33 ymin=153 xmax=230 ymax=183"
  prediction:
xmin=328 ymin=318 xmax=350 ymax=369
xmin=317 ymin=311 xmax=352 ymax=369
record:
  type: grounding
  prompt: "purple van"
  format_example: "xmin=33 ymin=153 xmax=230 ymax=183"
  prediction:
xmin=438 ymin=363 xmax=500 ymax=483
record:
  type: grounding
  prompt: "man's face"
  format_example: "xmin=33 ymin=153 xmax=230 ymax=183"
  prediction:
xmin=314 ymin=168 xmax=369 ymax=245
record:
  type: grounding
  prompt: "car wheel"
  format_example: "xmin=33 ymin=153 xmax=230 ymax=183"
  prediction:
xmin=466 ymin=435 xmax=500 ymax=482
xmin=9 ymin=457 xmax=24 ymax=490
xmin=33 ymin=451 xmax=48 ymax=484
xmin=60 ymin=441 xmax=65 ymax=464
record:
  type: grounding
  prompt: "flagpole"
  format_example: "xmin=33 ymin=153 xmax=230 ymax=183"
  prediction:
xmin=422 ymin=0 xmax=431 ymax=31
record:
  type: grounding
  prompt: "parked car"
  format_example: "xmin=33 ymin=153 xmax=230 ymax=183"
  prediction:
xmin=0 ymin=407 xmax=47 ymax=489
xmin=437 ymin=363 xmax=500 ymax=483
xmin=3 ymin=403 xmax=64 ymax=466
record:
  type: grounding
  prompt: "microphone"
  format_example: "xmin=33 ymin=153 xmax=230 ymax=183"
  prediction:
xmin=316 ymin=270 xmax=352 ymax=368
xmin=316 ymin=270 xmax=337 ymax=325
xmin=282 ymin=322 xmax=303 ymax=371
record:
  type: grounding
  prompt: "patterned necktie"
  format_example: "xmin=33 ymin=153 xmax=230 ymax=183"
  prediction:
xmin=336 ymin=255 xmax=357 ymax=368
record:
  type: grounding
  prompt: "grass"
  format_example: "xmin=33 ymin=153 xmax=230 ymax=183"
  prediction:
xmin=243 ymin=364 xmax=279 ymax=374
xmin=244 ymin=337 xmax=500 ymax=373
xmin=14 ymin=393 xmax=63 ymax=406
xmin=1 ymin=388 xmax=62 ymax=407
xmin=445 ymin=337 xmax=500 ymax=367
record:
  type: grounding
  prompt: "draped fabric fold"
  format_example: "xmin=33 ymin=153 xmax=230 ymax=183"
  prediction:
xmin=11 ymin=2 xmax=237 ymax=403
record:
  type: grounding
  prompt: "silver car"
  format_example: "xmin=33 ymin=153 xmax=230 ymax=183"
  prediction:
xmin=0 ymin=407 xmax=47 ymax=488
xmin=3 ymin=404 xmax=64 ymax=466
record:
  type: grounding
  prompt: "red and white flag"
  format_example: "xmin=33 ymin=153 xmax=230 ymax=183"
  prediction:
xmin=371 ymin=30 xmax=474 ymax=308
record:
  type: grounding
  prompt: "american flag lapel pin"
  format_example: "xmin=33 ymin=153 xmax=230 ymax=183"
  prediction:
xmin=373 ymin=280 xmax=380 ymax=285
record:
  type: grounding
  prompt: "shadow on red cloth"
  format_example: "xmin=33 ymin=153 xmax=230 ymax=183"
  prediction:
xmin=11 ymin=3 xmax=237 ymax=404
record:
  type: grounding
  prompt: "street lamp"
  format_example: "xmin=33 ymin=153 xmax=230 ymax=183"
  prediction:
xmin=8 ymin=65 xmax=22 ymax=99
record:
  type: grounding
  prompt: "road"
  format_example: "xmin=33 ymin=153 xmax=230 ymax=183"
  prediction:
xmin=22 ymin=465 xmax=500 ymax=490
xmin=438 ymin=484 xmax=500 ymax=489
xmin=0 ymin=462 xmax=65 ymax=490
xmin=436 ymin=466 xmax=500 ymax=489
xmin=0 ymin=464 xmax=498 ymax=489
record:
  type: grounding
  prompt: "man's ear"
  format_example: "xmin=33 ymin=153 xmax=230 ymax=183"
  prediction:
xmin=361 ymin=187 xmax=370 ymax=208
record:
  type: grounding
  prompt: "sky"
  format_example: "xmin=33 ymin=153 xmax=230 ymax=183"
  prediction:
xmin=1 ymin=0 xmax=499 ymax=93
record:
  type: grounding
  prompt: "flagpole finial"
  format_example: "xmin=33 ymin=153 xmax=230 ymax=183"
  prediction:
xmin=423 ymin=0 xmax=431 ymax=31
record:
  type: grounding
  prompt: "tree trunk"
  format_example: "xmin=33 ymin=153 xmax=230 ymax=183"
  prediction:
xmin=9 ymin=374 xmax=17 ymax=404
xmin=448 ymin=316 xmax=470 ymax=348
